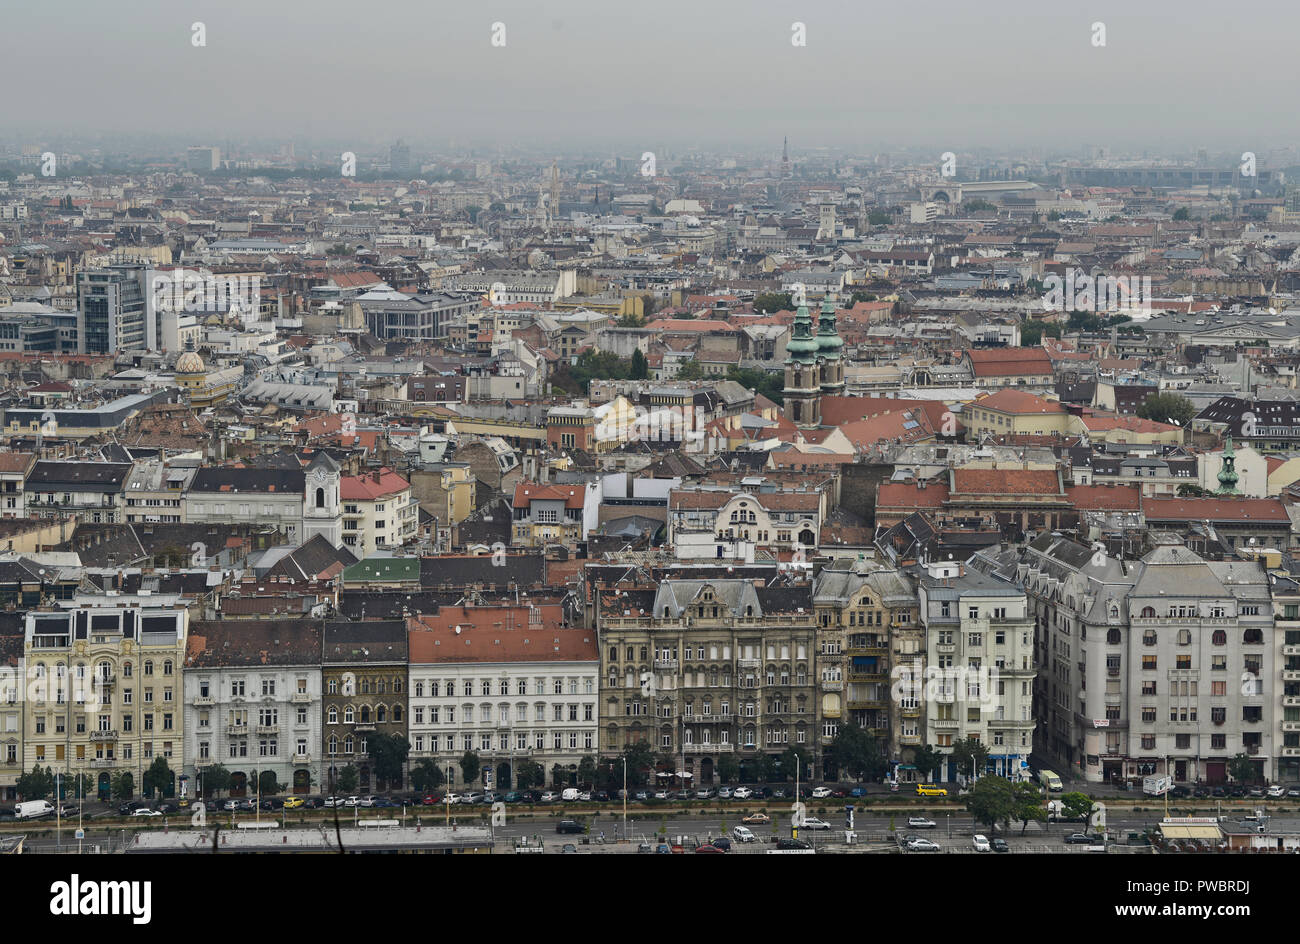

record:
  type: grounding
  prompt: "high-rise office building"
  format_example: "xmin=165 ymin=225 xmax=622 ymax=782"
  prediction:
xmin=390 ymin=140 xmax=412 ymax=176
xmin=76 ymin=264 xmax=156 ymax=354
xmin=186 ymin=146 xmax=221 ymax=172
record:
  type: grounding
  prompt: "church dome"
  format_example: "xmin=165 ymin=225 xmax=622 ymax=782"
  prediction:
xmin=175 ymin=351 xmax=205 ymax=374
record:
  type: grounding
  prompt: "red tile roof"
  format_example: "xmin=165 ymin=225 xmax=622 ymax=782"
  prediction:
xmin=340 ymin=468 xmax=410 ymax=501
xmin=973 ymin=389 xmax=1066 ymax=415
xmin=513 ymin=482 xmax=586 ymax=510
xmin=407 ymin=605 xmax=596 ymax=664
xmin=876 ymin=481 xmax=949 ymax=509
xmin=1065 ymin=484 xmax=1142 ymax=511
xmin=1143 ymin=497 xmax=1290 ymax=523
xmin=951 ymin=468 xmax=1061 ymax=495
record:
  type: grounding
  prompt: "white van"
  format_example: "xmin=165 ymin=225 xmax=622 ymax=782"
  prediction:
xmin=15 ymin=800 xmax=54 ymax=820
xmin=561 ymin=788 xmax=580 ymax=802
xmin=731 ymin=825 xmax=756 ymax=843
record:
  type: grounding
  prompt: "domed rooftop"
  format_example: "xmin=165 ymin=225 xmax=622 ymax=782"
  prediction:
xmin=175 ymin=351 xmax=205 ymax=374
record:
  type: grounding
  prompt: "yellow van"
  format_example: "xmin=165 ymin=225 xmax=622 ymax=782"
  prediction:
xmin=915 ymin=784 xmax=948 ymax=797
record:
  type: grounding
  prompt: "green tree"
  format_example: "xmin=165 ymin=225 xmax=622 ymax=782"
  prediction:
xmin=335 ymin=764 xmax=359 ymax=794
xmin=849 ymin=291 xmax=877 ymax=305
xmin=780 ymin=746 xmax=812 ymax=784
xmin=460 ymin=750 xmax=481 ymax=786
xmin=515 ymin=759 xmax=544 ymax=790
xmin=908 ymin=744 xmax=944 ymax=783
xmin=1012 ymin=781 xmax=1048 ymax=835
xmin=755 ymin=753 xmax=779 ymax=783
xmin=410 ymin=759 xmax=446 ymax=793
xmin=1177 ymin=483 xmax=1210 ymax=497
xmin=725 ymin=366 xmax=783 ymax=402
xmin=577 ymin=755 xmax=597 ymax=788
xmin=830 ymin=721 xmax=888 ymax=782
xmin=630 ymin=348 xmax=648 ymax=379
xmin=495 ymin=762 xmax=512 ymax=790
xmin=1020 ymin=320 xmax=1062 ymax=346
xmin=1173 ymin=207 xmax=1190 ymax=221
xmin=867 ymin=210 xmax=891 ymax=226
xmin=1059 ymin=791 xmax=1094 ymax=822
xmin=717 ymin=753 xmax=740 ymax=784
xmin=16 ymin=764 xmax=54 ymax=800
xmin=143 ymin=757 xmax=172 ymax=799
xmin=753 ymin=292 xmax=793 ymax=314
xmin=202 ymin=764 xmax=231 ymax=798
xmin=367 ymin=733 xmax=411 ymax=789
xmin=965 ymin=776 xmax=1016 ymax=831
xmin=617 ymin=312 xmax=646 ymax=327
xmin=675 ymin=360 xmax=704 ymax=381
xmin=620 ymin=740 xmax=656 ymax=787
xmin=951 ymin=737 xmax=990 ymax=782
xmin=70 ymin=773 xmax=95 ymax=801
xmin=551 ymin=763 xmax=570 ymax=787
xmin=257 ymin=770 xmax=280 ymax=796
xmin=1136 ymin=392 xmax=1195 ymax=427
xmin=111 ymin=770 xmax=135 ymax=802
xmin=1228 ymin=753 xmax=1259 ymax=784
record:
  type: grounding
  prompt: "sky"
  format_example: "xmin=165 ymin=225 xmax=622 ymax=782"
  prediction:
xmin=1 ymin=0 xmax=1296 ymax=157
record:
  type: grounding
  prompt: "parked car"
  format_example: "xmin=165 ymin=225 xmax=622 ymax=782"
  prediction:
xmin=800 ymin=817 xmax=831 ymax=830
xmin=908 ymin=838 xmax=941 ymax=852
xmin=811 ymin=786 xmax=832 ymax=799
xmin=222 ymin=799 xmax=240 ymax=812
xmin=556 ymin=820 xmax=584 ymax=834
xmin=696 ymin=788 xmax=714 ymax=800
xmin=442 ymin=793 xmax=461 ymax=805
xmin=637 ymin=842 xmax=653 ymax=854
xmin=1287 ymin=786 xmax=1300 ymax=798
xmin=972 ymin=834 xmax=991 ymax=852
xmin=742 ymin=812 xmax=771 ymax=825
xmin=539 ymin=791 xmax=558 ymax=803
xmin=907 ymin=817 xmax=937 ymax=829
xmin=594 ymin=791 xmax=610 ymax=802
xmin=731 ymin=787 xmax=752 ymax=800
xmin=459 ymin=792 xmax=482 ymax=805
xmin=776 ymin=838 xmax=812 ymax=850
xmin=560 ymin=843 xmax=578 ymax=854
xmin=634 ymin=791 xmax=649 ymax=801
xmin=731 ymin=825 xmax=756 ymax=843
xmin=237 ymin=799 xmax=256 ymax=811
xmin=578 ymin=791 xmax=593 ymax=802
xmin=283 ymin=797 xmax=304 ymax=810
xmin=342 ymin=796 xmax=360 ymax=808
xmin=694 ymin=843 xmax=725 ymax=853
xmin=1268 ymin=785 xmax=1286 ymax=798
xmin=769 ymin=788 xmax=786 ymax=800
xmin=991 ymin=838 xmax=1010 ymax=853
xmin=156 ymin=802 xmax=179 ymax=814
xmin=1064 ymin=832 xmax=1092 ymax=844
xmin=675 ymin=790 xmax=691 ymax=800
xmin=653 ymin=790 xmax=670 ymax=800
xmin=131 ymin=808 xmax=161 ymax=818
xmin=717 ymin=787 xmax=732 ymax=800
xmin=849 ymin=787 xmax=867 ymax=798
xmin=1194 ymin=785 xmax=1211 ymax=798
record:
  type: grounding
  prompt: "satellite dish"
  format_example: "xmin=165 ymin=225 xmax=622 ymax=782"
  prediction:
xmin=454 ymin=625 xmax=462 ymax=635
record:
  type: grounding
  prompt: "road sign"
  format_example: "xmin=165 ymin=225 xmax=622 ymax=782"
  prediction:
xmin=74 ymin=829 xmax=84 ymax=840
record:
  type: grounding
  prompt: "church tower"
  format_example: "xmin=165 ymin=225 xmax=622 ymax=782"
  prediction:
xmin=783 ymin=303 xmax=821 ymax=428
xmin=816 ymin=295 xmax=845 ymax=395
xmin=1216 ymin=435 xmax=1239 ymax=495
xmin=302 ymin=451 xmax=343 ymax=547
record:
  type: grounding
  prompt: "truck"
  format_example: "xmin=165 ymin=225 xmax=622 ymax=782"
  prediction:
xmin=14 ymin=800 xmax=54 ymax=820
xmin=1038 ymin=770 xmax=1064 ymax=793
xmin=1142 ymin=775 xmax=1172 ymax=797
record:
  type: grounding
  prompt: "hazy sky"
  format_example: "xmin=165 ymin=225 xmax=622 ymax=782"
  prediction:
xmin=2 ymin=0 xmax=1297 ymax=155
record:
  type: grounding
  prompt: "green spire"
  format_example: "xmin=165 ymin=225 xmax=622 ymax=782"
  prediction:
xmin=816 ymin=296 xmax=843 ymax=359
xmin=1216 ymin=435 xmax=1239 ymax=495
xmin=786 ymin=303 xmax=819 ymax=364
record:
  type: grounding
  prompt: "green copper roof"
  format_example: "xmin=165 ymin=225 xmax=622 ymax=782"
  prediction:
xmin=1216 ymin=434 xmax=1238 ymax=495
xmin=816 ymin=297 xmax=843 ymax=357
xmin=785 ymin=304 xmax=820 ymax=364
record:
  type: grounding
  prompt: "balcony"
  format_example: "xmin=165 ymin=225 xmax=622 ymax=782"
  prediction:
xmin=1282 ymin=721 xmax=1300 ymax=733
xmin=654 ymin=659 xmax=679 ymax=671
xmin=193 ymin=696 xmax=214 ymax=707
xmin=1284 ymin=671 xmax=1300 ymax=683
xmin=1283 ymin=645 xmax=1300 ymax=657
xmin=846 ymin=699 xmax=887 ymax=710
xmin=901 ymin=706 xmax=921 ymax=718
xmin=820 ymin=680 xmax=842 ymax=692
xmin=291 ymin=692 xmax=312 ymax=705
xmin=255 ymin=724 xmax=279 ymax=736
xmin=194 ymin=758 xmax=213 ymax=769
xmin=1286 ymin=696 xmax=1300 ymax=708
xmin=292 ymin=753 xmax=311 ymax=765
xmin=89 ymin=730 xmax=118 ymax=741
xmin=936 ymin=643 xmax=956 ymax=655
xmin=227 ymin=725 xmax=249 ymax=737
xmin=684 ymin=743 xmax=734 ymax=754
xmin=932 ymin=719 xmax=959 ymax=730
xmin=353 ymin=723 xmax=376 ymax=733
xmin=1283 ymin=747 xmax=1300 ymax=757
xmin=91 ymin=758 xmax=115 ymax=768
xmin=93 ymin=675 xmax=116 ymax=689
xmin=737 ymin=659 xmax=760 ymax=669
xmin=900 ymin=734 xmax=921 ymax=745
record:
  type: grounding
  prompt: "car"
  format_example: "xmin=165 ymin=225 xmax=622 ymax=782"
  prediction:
xmin=556 ymin=820 xmax=585 ymax=834
xmin=907 ymin=817 xmax=937 ymax=829
xmin=1064 ymin=832 xmax=1092 ymax=844
xmin=131 ymin=808 xmax=161 ymax=817
xmin=1211 ymin=786 xmax=1227 ymax=797
xmin=731 ymin=825 xmax=756 ymax=843
xmin=594 ymin=791 xmax=610 ymax=803
xmin=239 ymin=799 xmax=257 ymax=811
xmin=716 ymin=787 xmax=732 ymax=800
xmin=850 ymin=787 xmax=867 ymax=797
xmin=283 ymin=797 xmax=304 ymax=810
xmin=694 ymin=843 xmax=726 ymax=853
xmin=1194 ymin=785 xmax=1211 ymax=798
xmin=1269 ymin=785 xmax=1286 ymax=798
xmin=539 ymin=791 xmax=558 ymax=803
xmin=776 ymin=838 xmax=812 ymax=850
xmin=442 ymin=793 xmax=462 ymax=805
xmin=222 ymin=799 xmax=240 ymax=812
xmin=742 ymin=812 xmax=771 ymax=825
xmin=732 ymin=787 xmax=752 ymax=800
xmin=1288 ymin=786 xmax=1300 ymax=798
xmin=811 ymin=786 xmax=832 ymax=799
xmin=342 ymin=796 xmax=360 ymax=808
xmin=58 ymin=803 xmax=79 ymax=818
xmin=675 ymin=790 xmax=691 ymax=800
xmin=800 ymin=817 xmax=831 ymax=830
xmin=119 ymin=801 xmax=149 ymax=815
xmin=637 ymin=842 xmax=653 ymax=854
xmin=503 ymin=792 xmax=522 ymax=804
xmin=634 ymin=791 xmax=649 ymax=801
xmin=972 ymin=834 xmax=991 ymax=852
xmin=1170 ymin=785 xmax=1191 ymax=799
xmin=560 ymin=843 xmax=578 ymax=854
xmin=832 ymin=789 xmax=848 ymax=798
xmin=156 ymin=802 xmax=178 ymax=814
xmin=769 ymin=788 xmax=786 ymax=800
xmin=907 ymin=838 xmax=940 ymax=852
xmin=655 ymin=843 xmax=672 ymax=854
xmin=696 ymin=788 xmax=714 ymax=800
xmin=578 ymin=791 xmax=592 ymax=802
xmin=653 ymin=790 xmax=670 ymax=800
xmin=480 ymin=791 xmax=497 ymax=805
xmin=915 ymin=784 xmax=948 ymax=797
xmin=991 ymin=838 xmax=1010 ymax=853
xmin=459 ymin=792 xmax=482 ymax=806
xmin=1229 ymin=784 xmax=1247 ymax=798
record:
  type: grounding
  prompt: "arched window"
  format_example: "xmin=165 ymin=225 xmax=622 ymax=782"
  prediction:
xmin=122 ymin=662 xmax=133 ymax=678
xmin=143 ymin=660 xmax=154 ymax=676
xmin=376 ymin=705 xmax=387 ymax=723
xmin=344 ymin=706 xmax=355 ymax=724
xmin=315 ymin=487 xmax=326 ymax=509
xmin=1140 ymin=607 xmax=1156 ymax=619
xmin=393 ymin=705 xmax=403 ymax=722
xmin=163 ymin=660 xmax=173 ymax=676
xmin=1177 ymin=629 xmax=1191 ymax=646
xmin=1106 ymin=628 xmax=1121 ymax=645
xmin=1244 ymin=627 xmax=1264 ymax=645
xmin=327 ymin=706 xmax=338 ymax=724
xmin=1143 ymin=631 xmax=1157 ymax=646
xmin=609 ymin=647 xmax=617 ymax=663
xmin=344 ymin=736 xmax=354 ymax=755
xmin=328 ymin=735 xmax=338 ymax=755
xmin=1212 ymin=630 xmax=1227 ymax=646
xmin=360 ymin=706 xmax=371 ymax=723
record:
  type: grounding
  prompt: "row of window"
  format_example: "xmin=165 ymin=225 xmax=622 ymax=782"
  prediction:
xmin=410 ymin=678 xmax=591 ymax=697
